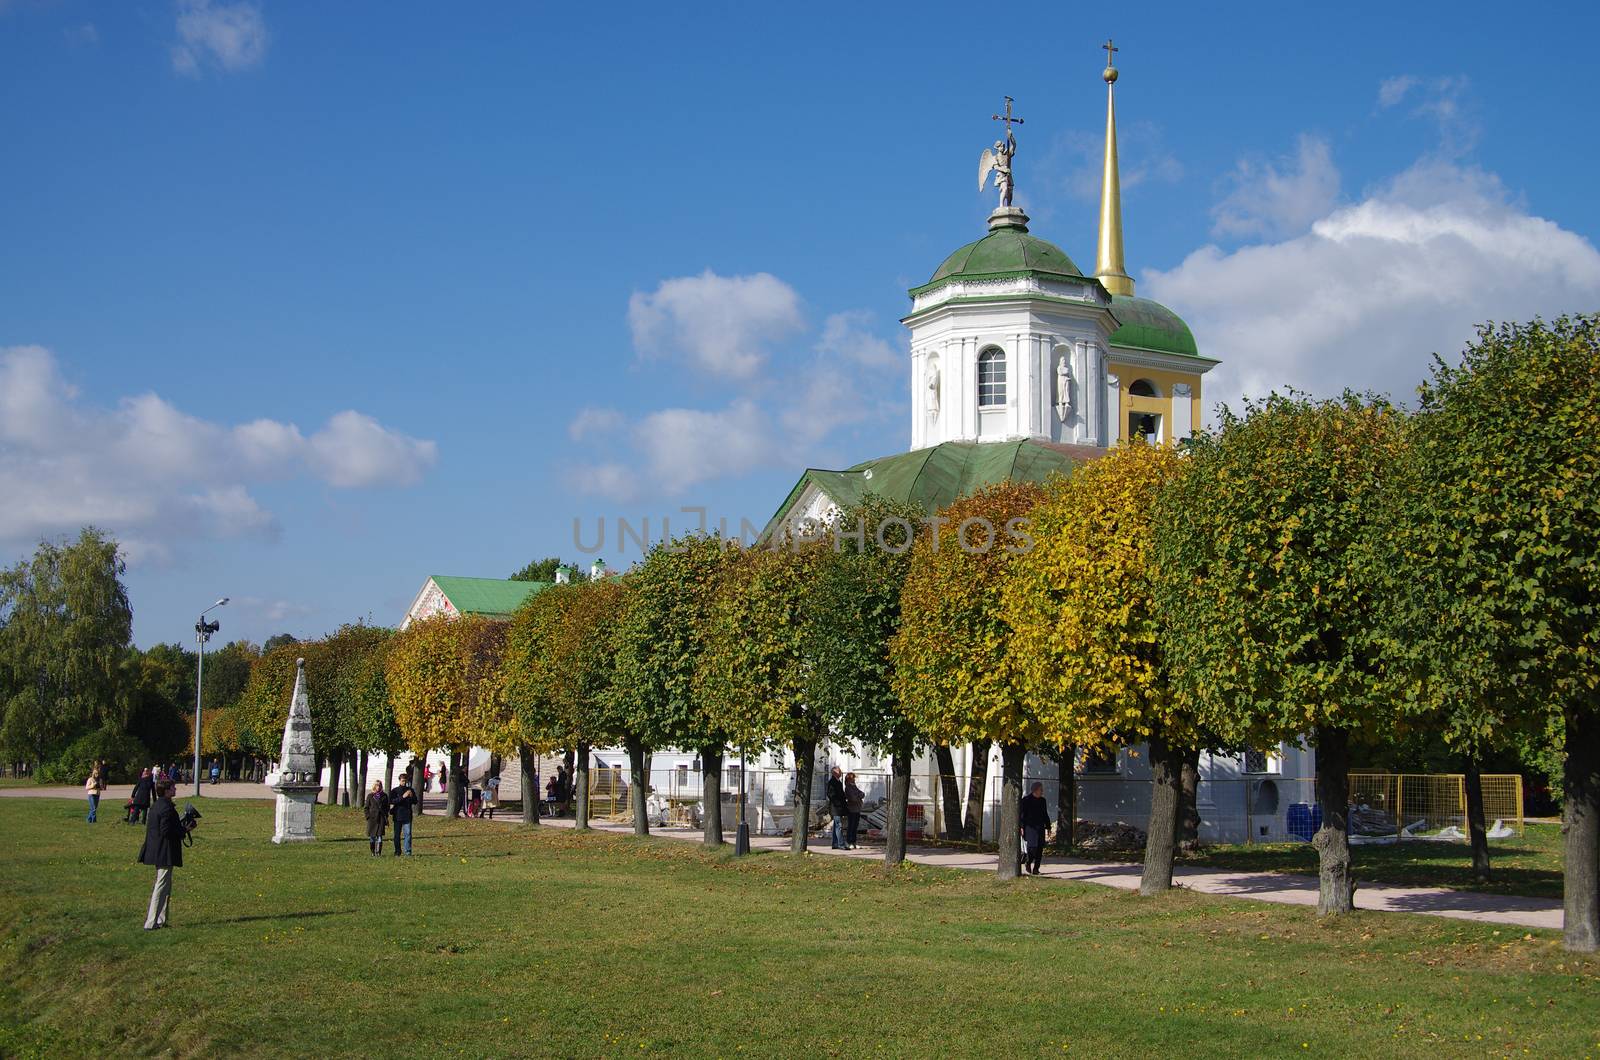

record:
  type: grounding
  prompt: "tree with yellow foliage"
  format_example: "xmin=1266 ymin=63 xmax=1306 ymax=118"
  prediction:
xmin=1005 ymin=443 xmax=1192 ymax=894
xmin=891 ymin=481 xmax=1048 ymax=879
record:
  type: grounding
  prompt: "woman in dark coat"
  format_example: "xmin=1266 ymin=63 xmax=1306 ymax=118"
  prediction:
xmin=363 ymin=781 xmax=390 ymax=856
xmin=137 ymin=779 xmax=193 ymax=929
xmin=1018 ymin=782 xmax=1052 ymax=876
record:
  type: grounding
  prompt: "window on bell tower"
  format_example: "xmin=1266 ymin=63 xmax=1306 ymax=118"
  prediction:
xmin=977 ymin=347 xmax=1006 ymax=407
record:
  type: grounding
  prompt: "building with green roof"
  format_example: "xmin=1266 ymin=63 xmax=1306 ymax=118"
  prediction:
xmin=401 ymin=575 xmax=551 ymax=629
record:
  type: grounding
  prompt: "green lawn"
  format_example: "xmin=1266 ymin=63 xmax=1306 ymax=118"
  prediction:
xmin=1177 ymin=824 xmax=1565 ymax=899
xmin=1 ymin=799 xmax=1595 ymax=1059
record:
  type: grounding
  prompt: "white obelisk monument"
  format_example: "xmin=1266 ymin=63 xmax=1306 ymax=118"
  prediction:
xmin=272 ymin=658 xmax=319 ymax=843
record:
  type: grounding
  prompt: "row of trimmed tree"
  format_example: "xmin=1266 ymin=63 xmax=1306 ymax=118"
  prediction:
xmin=233 ymin=316 xmax=1596 ymax=952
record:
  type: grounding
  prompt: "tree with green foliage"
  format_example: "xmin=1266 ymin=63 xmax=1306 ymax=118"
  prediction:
xmin=698 ymin=539 xmax=824 ymax=852
xmin=320 ymin=623 xmax=398 ymax=803
xmin=0 ymin=529 xmax=134 ymax=772
xmin=1006 ymin=444 xmax=1192 ymax=893
xmin=501 ymin=586 xmax=570 ymax=826
xmin=802 ymin=496 xmax=923 ymax=864
xmin=239 ymin=639 xmax=342 ymax=802
xmin=1152 ymin=393 xmax=1407 ymax=915
xmin=122 ymin=644 xmax=194 ymax=767
xmin=548 ymin=579 xmax=632 ymax=829
xmin=611 ymin=536 xmax=732 ymax=842
xmin=510 ymin=557 xmax=588 ymax=583
xmin=891 ymin=482 xmax=1048 ymax=879
xmin=1389 ymin=316 xmax=1599 ymax=951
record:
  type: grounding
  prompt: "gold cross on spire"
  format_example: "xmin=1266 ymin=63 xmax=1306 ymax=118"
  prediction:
xmin=1102 ymin=38 xmax=1117 ymax=67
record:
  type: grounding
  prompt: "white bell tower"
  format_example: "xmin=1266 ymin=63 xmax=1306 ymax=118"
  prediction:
xmin=904 ymin=206 xmax=1119 ymax=451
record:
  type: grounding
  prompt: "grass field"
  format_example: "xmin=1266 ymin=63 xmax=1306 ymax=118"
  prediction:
xmin=1 ymin=798 xmax=1596 ymax=1058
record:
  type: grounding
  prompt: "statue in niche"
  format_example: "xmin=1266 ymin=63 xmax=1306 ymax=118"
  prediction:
xmin=1055 ymin=351 xmax=1073 ymax=420
xmin=925 ymin=361 xmax=941 ymax=419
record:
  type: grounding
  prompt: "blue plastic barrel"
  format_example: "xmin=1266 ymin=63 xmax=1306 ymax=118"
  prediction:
xmin=1286 ymin=803 xmax=1322 ymax=842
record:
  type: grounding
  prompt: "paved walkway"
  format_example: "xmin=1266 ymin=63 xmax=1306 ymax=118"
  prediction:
xmin=5 ymin=782 xmax=1561 ymax=931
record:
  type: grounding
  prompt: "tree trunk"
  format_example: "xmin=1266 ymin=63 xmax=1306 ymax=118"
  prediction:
xmin=700 ymin=745 xmax=724 ymax=845
xmin=325 ymin=749 xmax=342 ymax=806
xmin=885 ymin=728 xmax=913 ymax=866
xmin=444 ymin=748 xmax=463 ymax=817
xmin=790 ymin=735 xmax=816 ymax=854
xmin=408 ymin=757 xmax=424 ymax=803
xmin=519 ymin=744 xmax=541 ymax=826
xmin=934 ymin=744 xmax=962 ymax=840
xmin=1464 ymin=755 xmax=1490 ymax=882
xmin=627 ymin=737 xmax=649 ymax=836
xmin=1179 ymin=747 xmax=1202 ymax=851
xmin=1054 ymin=744 xmax=1076 ymax=852
xmin=1139 ymin=737 xmax=1183 ymax=896
xmin=996 ymin=743 xmax=1025 ymax=880
xmin=1312 ymin=726 xmax=1355 ymax=915
xmin=383 ymin=750 xmax=395 ymax=790
xmin=1562 ymin=708 xmax=1599 ymax=952
xmin=574 ymin=741 xmax=592 ymax=831
xmin=964 ymin=738 xmax=992 ymax=841
xmin=344 ymin=749 xmax=359 ymax=806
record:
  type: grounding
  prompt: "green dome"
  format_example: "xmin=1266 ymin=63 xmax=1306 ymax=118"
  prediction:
xmin=927 ymin=226 xmax=1084 ymax=286
xmin=1108 ymin=295 xmax=1198 ymax=357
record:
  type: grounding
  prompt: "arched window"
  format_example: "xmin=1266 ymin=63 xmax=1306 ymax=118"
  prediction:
xmin=1129 ymin=378 xmax=1159 ymax=397
xmin=977 ymin=347 xmax=1007 ymax=407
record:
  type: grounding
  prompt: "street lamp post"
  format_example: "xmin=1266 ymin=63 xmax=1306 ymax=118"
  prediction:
xmin=735 ymin=744 xmax=750 ymax=856
xmin=193 ymin=597 xmax=228 ymax=799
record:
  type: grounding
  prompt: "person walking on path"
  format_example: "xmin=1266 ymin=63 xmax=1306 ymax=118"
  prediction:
xmin=84 ymin=765 xmax=105 ymax=823
xmin=1019 ymin=782 xmax=1052 ymax=876
xmin=484 ymin=774 xmax=500 ymax=820
xmin=423 ymin=762 xmax=432 ymax=793
xmin=388 ymin=777 xmax=418 ymax=856
xmin=363 ymin=780 xmax=390 ymax=855
xmin=128 ymin=767 xmax=154 ymax=824
xmin=826 ymin=766 xmax=848 ymax=849
xmin=844 ymin=773 xmax=865 ymax=849
xmin=137 ymin=779 xmax=196 ymax=929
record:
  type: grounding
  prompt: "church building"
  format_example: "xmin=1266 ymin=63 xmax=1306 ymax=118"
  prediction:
xmin=767 ymin=45 xmax=1215 ymax=538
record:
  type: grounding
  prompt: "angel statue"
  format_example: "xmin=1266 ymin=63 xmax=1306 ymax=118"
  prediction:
xmin=978 ymin=126 xmax=1017 ymax=208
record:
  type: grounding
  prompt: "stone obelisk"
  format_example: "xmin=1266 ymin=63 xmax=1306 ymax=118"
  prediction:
xmin=272 ymin=658 xmax=319 ymax=843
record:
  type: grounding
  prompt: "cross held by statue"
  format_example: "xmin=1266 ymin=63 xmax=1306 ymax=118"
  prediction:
xmin=992 ymin=95 xmax=1024 ymax=132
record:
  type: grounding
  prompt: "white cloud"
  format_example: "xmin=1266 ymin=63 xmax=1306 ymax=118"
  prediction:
xmin=567 ymin=406 xmax=626 ymax=442
xmin=171 ymin=0 xmax=267 ymax=76
xmin=307 ymin=411 xmax=437 ymax=488
xmin=1146 ymin=159 xmax=1600 ymax=420
xmin=0 ymin=346 xmax=438 ymax=559
xmin=816 ymin=310 xmax=900 ymax=371
xmin=1211 ymin=135 xmax=1341 ymax=240
xmin=628 ymin=270 xmax=805 ymax=379
xmin=1377 ymin=74 xmax=1477 ymax=155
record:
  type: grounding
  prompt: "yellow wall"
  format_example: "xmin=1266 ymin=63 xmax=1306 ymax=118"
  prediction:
xmin=1108 ymin=362 xmax=1204 ymax=445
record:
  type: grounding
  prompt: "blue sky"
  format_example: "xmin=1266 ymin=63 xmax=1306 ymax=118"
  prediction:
xmin=4 ymin=0 xmax=1598 ymax=648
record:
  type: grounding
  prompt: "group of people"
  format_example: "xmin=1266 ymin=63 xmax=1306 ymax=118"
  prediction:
xmin=825 ymin=766 xmax=867 ymax=849
xmin=361 ymin=777 xmax=420 ymax=855
xmin=544 ymin=764 xmax=572 ymax=813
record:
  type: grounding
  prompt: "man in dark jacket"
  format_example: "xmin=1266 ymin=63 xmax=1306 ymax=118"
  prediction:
xmin=128 ymin=767 xmax=155 ymax=825
xmin=137 ymin=779 xmax=196 ymax=929
xmin=388 ymin=778 xmax=418 ymax=856
xmin=1019 ymin=782 xmax=1052 ymax=875
xmin=826 ymin=766 xmax=848 ymax=850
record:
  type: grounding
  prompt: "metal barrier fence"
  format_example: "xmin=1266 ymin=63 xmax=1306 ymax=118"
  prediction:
xmin=576 ymin=764 xmax=1523 ymax=847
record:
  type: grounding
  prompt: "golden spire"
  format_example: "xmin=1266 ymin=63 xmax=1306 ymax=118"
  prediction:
xmin=1095 ymin=38 xmax=1134 ymax=297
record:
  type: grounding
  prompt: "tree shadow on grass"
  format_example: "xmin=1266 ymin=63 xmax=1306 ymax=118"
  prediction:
xmin=190 ymin=909 xmax=356 ymax=926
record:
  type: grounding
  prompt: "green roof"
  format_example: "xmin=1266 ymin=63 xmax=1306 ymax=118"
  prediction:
xmin=765 ymin=439 xmax=1105 ymax=537
xmin=913 ymin=223 xmax=1084 ymax=295
xmin=430 ymin=576 xmax=551 ymax=618
xmin=1108 ymin=294 xmax=1198 ymax=357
